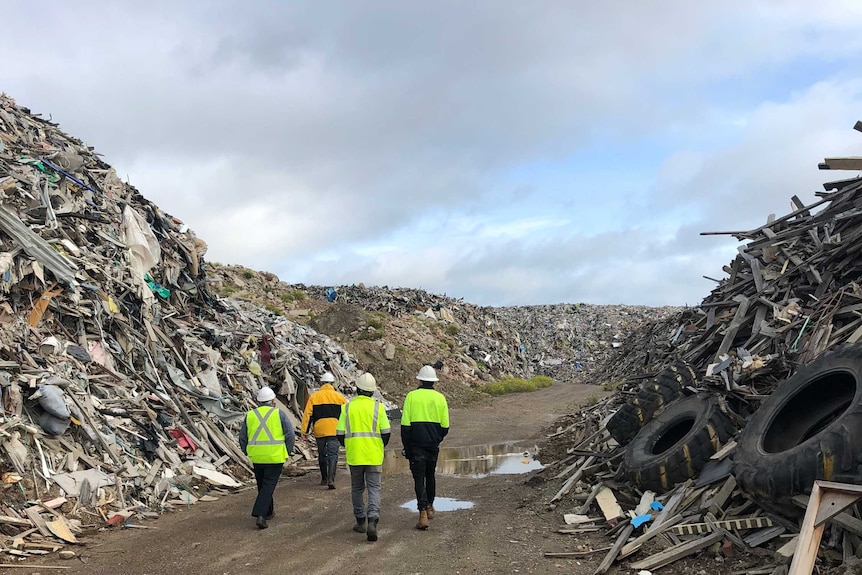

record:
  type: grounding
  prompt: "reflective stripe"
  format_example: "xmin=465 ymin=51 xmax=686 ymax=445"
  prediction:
xmin=343 ymin=400 xmax=384 ymax=439
xmin=249 ymin=408 xmax=282 ymax=445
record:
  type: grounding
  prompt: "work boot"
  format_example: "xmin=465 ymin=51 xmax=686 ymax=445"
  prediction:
xmin=367 ymin=518 xmax=379 ymax=542
xmin=416 ymin=510 xmax=429 ymax=530
xmin=426 ymin=504 xmax=435 ymax=520
xmin=255 ymin=516 xmax=268 ymax=530
xmin=319 ymin=461 xmax=327 ymax=485
xmin=353 ymin=517 xmax=366 ymax=533
xmin=328 ymin=481 xmax=336 ymax=490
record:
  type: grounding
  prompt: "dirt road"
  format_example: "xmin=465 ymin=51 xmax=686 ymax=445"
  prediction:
xmin=56 ymin=380 xmax=602 ymax=575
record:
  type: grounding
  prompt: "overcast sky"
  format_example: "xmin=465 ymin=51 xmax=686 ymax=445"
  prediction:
xmin=4 ymin=1 xmax=862 ymax=306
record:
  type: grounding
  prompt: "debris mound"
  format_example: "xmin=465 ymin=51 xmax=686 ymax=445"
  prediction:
xmin=538 ymin=139 xmax=862 ymax=573
xmin=0 ymin=94 xmax=367 ymax=557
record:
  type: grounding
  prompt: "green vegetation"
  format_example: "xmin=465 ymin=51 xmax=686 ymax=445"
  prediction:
xmin=279 ymin=289 xmax=307 ymax=303
xmin=357 ymin=328 xmax=384 ymax=341
xmin=601 ymin=379 xmax=626 ymax=392
xmin=366 ymin=317 xmax=384 ymax=330
xmin=586 ymin=393 xmax=602 ymax=406
xmin=264 ymin=304 xmax=284 ymax=315
xmin=444 ymin=324 xmax=460 ymax=336
xmin=482 ymin=375 xmax=554 ymax=396
xmin=242 ymin=270 xmax=254 ymax=279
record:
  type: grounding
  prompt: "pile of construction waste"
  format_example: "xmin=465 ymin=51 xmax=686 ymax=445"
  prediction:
xmin=305 ymin=284 xmax=531 ymax=378
xmin=206 ymin=264 xmax=534 ymax=390
xmin=496 ymin=304 xmax=682 ymax=382
xmin=0 ymin=95 xmax=369 ymax=559
xmin=539 ymin=147 xmax=862 ymax=573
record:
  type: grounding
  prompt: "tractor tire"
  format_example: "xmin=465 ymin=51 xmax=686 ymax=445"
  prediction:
xmin=624 ymin=394 xmax=735 ymax=492
xmin=606 ymin=361 xmax=695 ymax=446
xmin=734 ymin=344 xmax=862 ymax=501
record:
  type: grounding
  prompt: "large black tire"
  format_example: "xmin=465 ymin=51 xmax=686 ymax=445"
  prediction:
xmin=607 ymin=361 xmax=696 ymax=446
xmin=624 ymin=394 xmax=735 ymax=492
xmin=734 ymin=344 xmax=862 ymax=501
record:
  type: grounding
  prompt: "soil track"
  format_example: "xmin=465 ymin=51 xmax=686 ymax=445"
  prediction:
xmin=52 ymin=380 xmax=602 ymax=575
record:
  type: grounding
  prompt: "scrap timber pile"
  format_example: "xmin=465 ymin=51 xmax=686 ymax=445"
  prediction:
xmin=538 ymin=143 xmax=862 ymax=574
xmin=495 ymin=304 xmax=682 ymax=382
xmin=0 ymin=95 xmax=365 ymax=560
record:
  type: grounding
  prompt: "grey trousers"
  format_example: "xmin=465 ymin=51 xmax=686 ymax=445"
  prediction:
xmin=349 ymin=465 xmax=382 ymax=520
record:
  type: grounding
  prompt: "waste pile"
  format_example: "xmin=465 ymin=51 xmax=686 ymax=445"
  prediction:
xmin=0 ymin=94 xmax=368 ymax=560
xmin=495 ymin=304 xmax=682 ymax=382
xmin=538 ymin=147 xmax=862 ymax=573
xmin=306 ymin=284 xmax=531 ymax=378
xmin=205 ymin=265 xmax=534 ymax=396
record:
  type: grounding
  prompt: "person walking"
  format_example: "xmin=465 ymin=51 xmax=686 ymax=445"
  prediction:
xmin=239 ymin=387 xmax=295 ymax=529
xmin=401 ymin=365 xmax=450 ymax=530
xmin=301 ymin=372 xmax=348 ymax=489
xmin=336 ymin=373 xmax=390 ymax=542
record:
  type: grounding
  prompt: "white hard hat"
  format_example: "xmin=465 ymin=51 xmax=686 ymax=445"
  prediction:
xmin=256 ymin=387 xmax=276 ymax=403
xmin=356 ymin=373 xmax=377 ymax=392
xmin=417 ymin=365 xmax=439 ymax=382
xmin=321 ymin=372 xmax=335 ymax=383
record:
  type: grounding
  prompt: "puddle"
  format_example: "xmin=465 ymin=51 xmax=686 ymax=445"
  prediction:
xmin=383 ymin=442 xmax=542 ymax=478
xmin=400 ymin=497 xmax=475 ymax=512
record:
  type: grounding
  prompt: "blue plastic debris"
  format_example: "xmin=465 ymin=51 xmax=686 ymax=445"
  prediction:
xmin=650 ymin=501 xmax=664 ymax=511
xmin=631 ymin=514 xmax=652 ymax=528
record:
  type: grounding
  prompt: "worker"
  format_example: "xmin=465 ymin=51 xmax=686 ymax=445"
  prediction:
xmin=239 ymin=387 xmax=295 ymax=530
xmin=401 ymin=365 xmax=449 ymax=530
xmin=336 ymin=373 xmax=390 ymax=542
xmin=301 ymin=371 xmax=348 ymax=489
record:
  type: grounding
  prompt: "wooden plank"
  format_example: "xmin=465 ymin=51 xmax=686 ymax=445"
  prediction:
xmin=630 ymin=530 xmax=723 ymax=571
xmin=792 ymin=494 xmax=862 ymax=537
xmin=715 ymin=296 xmax=751 ymax=360
xmin=708 ymin=476 xmax=737 ymax=515
xmin=143 ymin=458 xmax=163 ymax=486
xmin=671 ymin=516 xmax=774 ymax=536
xmin=0 ymin=516 xmax=33 ymax=527
xmin=22 ymin=506 xmax=51 ymax=537
xmin=619 ymin=513 xmax=687 ymax=558
xmin=819 ymin=157 xmax=862 ymax=170
xmin=550 ymin=456 xmax=595 ymax=504
xmin=710 ymin=440 xmax=737 ymax=461
xmin=776 ymin=536 xmax=799 ymax=564
xmin=595 ymin=523 xmax=633 ymax=575
xmin=744 ymin=526 xmax=786 ymax=547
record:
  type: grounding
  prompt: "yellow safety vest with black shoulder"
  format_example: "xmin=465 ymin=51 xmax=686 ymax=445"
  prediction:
xmin=336 ymin=396 xmax=390 ymax=466
xmin=245 ymin=406 xmax=288 ymax=464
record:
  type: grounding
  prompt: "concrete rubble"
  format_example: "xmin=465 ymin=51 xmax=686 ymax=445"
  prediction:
xmin=0 ymin=94 xmax=371 ymax=559
xmin=495 ymin=304 xmax=682 ymax=382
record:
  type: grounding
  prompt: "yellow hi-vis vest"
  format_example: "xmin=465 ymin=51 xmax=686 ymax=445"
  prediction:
xmin=336 ymin=396 xmax=390 ymax=466
xmin=245 ymin=406 xmax=288 ymax=464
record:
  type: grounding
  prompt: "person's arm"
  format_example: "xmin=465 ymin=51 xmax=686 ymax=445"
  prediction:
xmin=379 ymin=404 xmax=391 ymax=447
xmin=280 ymin=411 xmax=296 ymax=456
xmin=300 ymin=396 xmax=313 ymax=436
xmin=440 ymin=395 xmax=450 ymax=440
xmin=239 ymin=417 xmax=249 ymax=454
xmin=400 ymin=395 xmax=412 ymax=455
xmin=335 ymin=404 xmax=347 ymax=446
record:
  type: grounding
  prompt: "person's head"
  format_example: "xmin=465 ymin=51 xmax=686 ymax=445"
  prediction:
xmin=416 ymin=365 xmax=438 ymax=387
xmin=320 ymin=372 xmax=335 ymax=385
xmin=355 ymin=373 xmax=377 ymax=397
xmin=256 ymin=387 xmax=276 ymax=406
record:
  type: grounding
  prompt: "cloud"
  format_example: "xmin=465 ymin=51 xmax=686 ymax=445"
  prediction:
xmin=3 ymin=2 xmax=862 ymax=305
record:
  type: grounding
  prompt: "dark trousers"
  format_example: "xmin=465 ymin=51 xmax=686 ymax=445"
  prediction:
xmin=252 ymin=463 xmax=283 ymax=518
xmin=409 ymin=447 xmax=439 ymax=511
xmin=316 ymin=436 xmax=340 ymax=482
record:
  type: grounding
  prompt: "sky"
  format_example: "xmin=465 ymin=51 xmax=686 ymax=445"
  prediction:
xmin=4 ymin=1 xmax=862 ymax=307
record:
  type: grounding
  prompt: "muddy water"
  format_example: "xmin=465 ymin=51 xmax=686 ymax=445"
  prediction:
xmin=382 ymin=442 xmax=542 ymax=478
xmin=400 ymin=497 xmax=475 ymax=512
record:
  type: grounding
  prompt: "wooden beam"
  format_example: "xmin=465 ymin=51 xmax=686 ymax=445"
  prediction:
xmin=630 ymin=530 xmax=723 ymax=571
xmin=819 ymin=157 xmax=862 ymax=171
